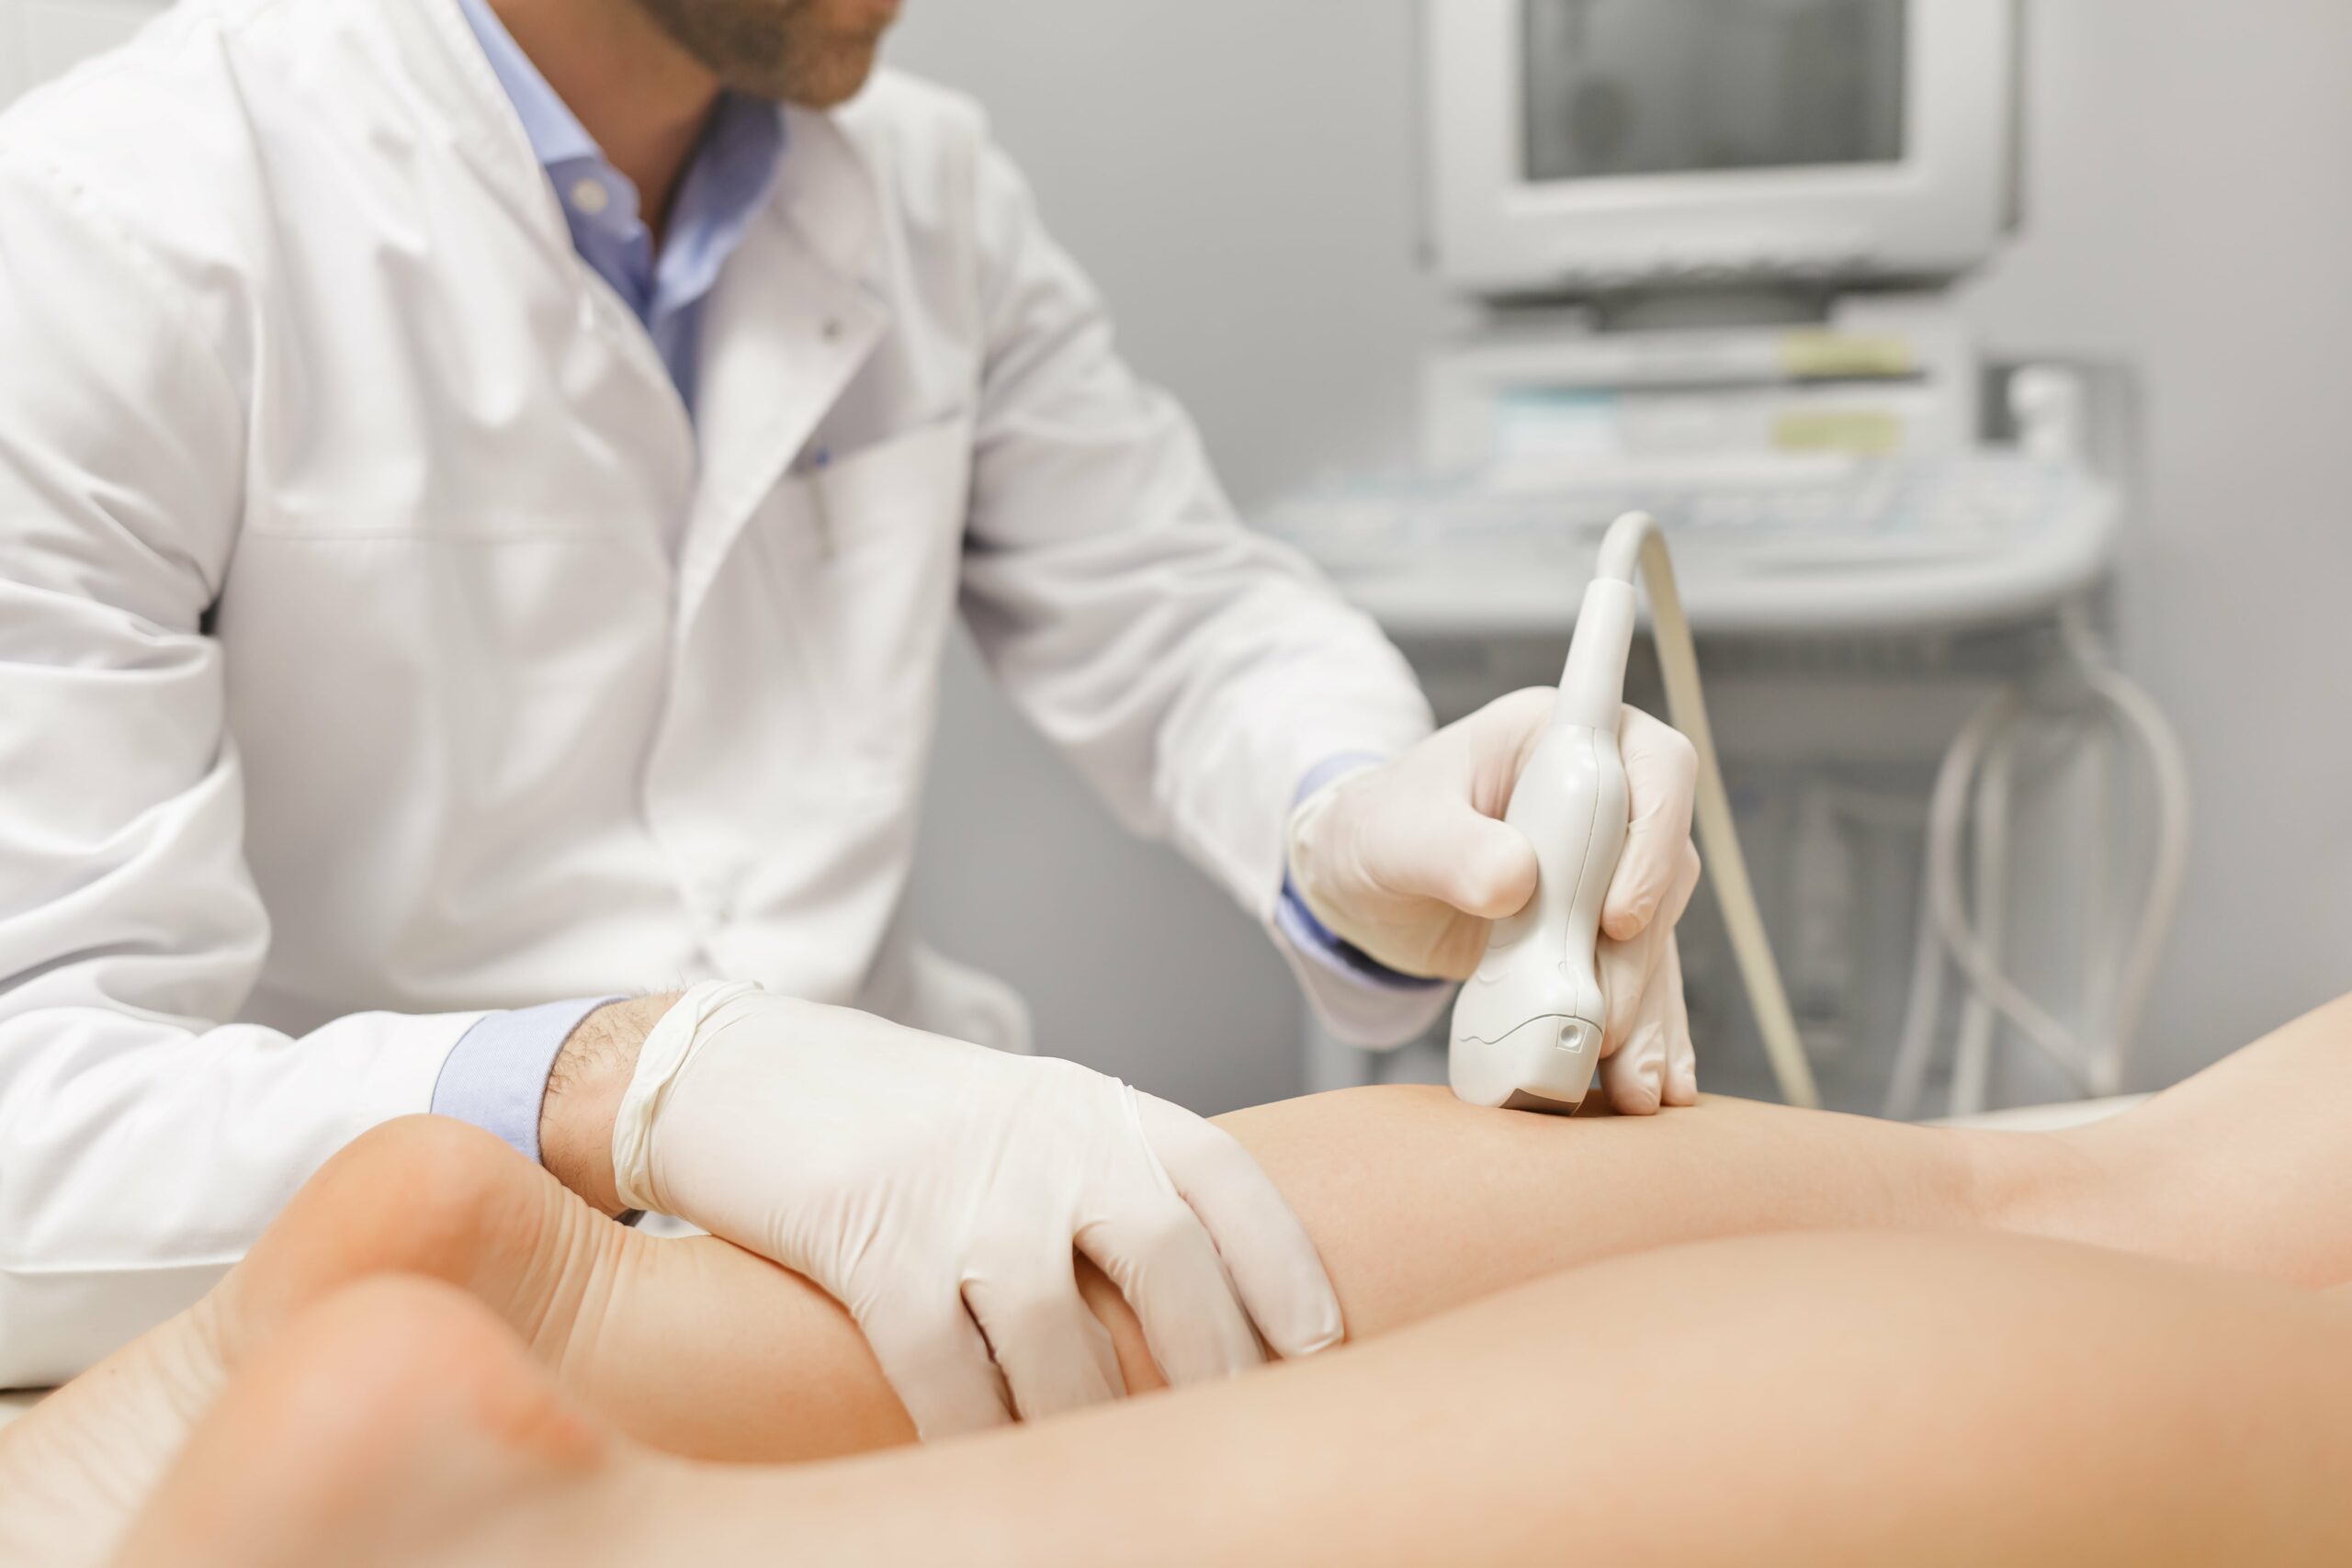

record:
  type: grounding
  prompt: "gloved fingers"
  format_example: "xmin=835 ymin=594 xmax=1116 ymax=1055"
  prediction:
xmin=958 ymin=1243 xmax=1127 ymax=1422
xmin=1470 ymin=687 xmax=1567 ymax=810
xmin=1131 ymin=1091 xmax=1344 ymax=1359
xmin=857 ymin=1292 xmax=1016 ymax=1440
xmin=1431 ymin=688 xmax=1560 ymax=912
xmin=1596 ymin=920 xmax=1664 ymax=1060
xmin=1364 ymin=804 xmax=1540 ymax=925
xmin=1599 ymin=841 xmax=1702 ymax=1055
xmin=1601 ymin=935 xmax=1698 ymax=1115
xmin=1347 ymin=688 xmax=1554 ymax=919
xmin=1660 ymin=937 xmax=1699 ymax=1107
xmin=1601 ymin=708 xmax=1701 ymax=942
xmin=1077 ymin=1198 xmax=1264 ymax=1387
xmin=1076 ymin=1111 xmax=1265 ymax=1387
xmin=1600 ymin=1005 xmax=1670 ymax=1115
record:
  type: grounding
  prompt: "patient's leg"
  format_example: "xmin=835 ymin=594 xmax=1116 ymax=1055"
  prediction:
xmin=2 ymin=1095 xmax=2002 ymax=1563
xmin=14 ymin=1084 xmax=1995 ymax=1561
xmin=116 ymin=1232 xmax=2352 ymax=1568
xmin=29 ymin=987 xmax=2352 ymax=1560
xmin=1075 ymin=984 xmax=2352 ymax=1364
xmin=2021 ymin=987 xmax=2352 ymax=1286
xmin=578 ymin=980 xmax=2352 ymax=1439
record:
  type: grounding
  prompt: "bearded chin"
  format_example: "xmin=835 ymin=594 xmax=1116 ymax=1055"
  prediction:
xmin=630 ymin=0 xmax=878 ymax=107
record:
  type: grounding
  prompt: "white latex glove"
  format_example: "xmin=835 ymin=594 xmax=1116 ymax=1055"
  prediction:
xmin=1286 ymin=687 xmax=1702 ymax=1113
xmin=611 ymin=983 xmax=1342 ymax=1438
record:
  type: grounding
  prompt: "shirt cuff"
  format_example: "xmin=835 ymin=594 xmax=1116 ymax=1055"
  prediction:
xmin=1278 ymin=753 xmax=1444 ymax=995
xmin=1274 ymin=876 xmax=1448 ymax=994
xmin=430 ymin=996 xmax=623 ymax=1165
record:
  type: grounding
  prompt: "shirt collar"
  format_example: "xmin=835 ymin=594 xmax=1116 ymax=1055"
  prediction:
xmin=453 ymin=0 xmax=784 ymax=243
xmin=451 ymin=0 xmax=786 ymax=406
xmin=456 ymin=0 xmax=605 ymax=177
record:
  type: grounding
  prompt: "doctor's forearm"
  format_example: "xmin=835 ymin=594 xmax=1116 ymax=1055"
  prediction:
xmin=538 ymin=993 xmax=680 ymax=1215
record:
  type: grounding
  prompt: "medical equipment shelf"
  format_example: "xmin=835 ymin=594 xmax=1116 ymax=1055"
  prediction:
xmin=1273 ymin=440 xmax=2181 ymax=1121
xmin=1261 ymin=453 xmax=2119 ymax=641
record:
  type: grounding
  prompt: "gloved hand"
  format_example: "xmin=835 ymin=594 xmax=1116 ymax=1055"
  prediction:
xmin=1285 ymin=687 xmax=1702 ymax=1113
xmin=609 ymin=983 xmax=1342 ymax=1438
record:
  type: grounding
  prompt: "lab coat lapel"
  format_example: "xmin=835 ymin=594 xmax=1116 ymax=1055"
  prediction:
xmin=679 ymin=107 xmax=888 ymax=634
xmin=383 ymin=0 xmax=599 ymax=271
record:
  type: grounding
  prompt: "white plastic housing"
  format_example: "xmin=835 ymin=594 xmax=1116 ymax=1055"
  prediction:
xmin=1427 ymin=0 xmax=2018 ymax=297
xmin=1450 ymin=581 xmax=1637 ymax=1111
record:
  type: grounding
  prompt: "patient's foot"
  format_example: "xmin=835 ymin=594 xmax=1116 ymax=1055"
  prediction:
xmin=0 ymin=1303 xmax=233 ymax=1568
xmin=209 ymin=1115 xmax=627 ymax=1371
xmin=110 ymin=1277 xmax=634 ymax=1568
xmin=0 ymin=1117 xmax=628 ymax=1568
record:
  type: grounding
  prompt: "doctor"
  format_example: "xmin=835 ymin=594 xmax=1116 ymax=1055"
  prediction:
xmin=0 ymin=0 xmax=1702 ymax=1424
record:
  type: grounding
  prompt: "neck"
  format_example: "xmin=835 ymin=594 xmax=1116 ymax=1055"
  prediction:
xmin=488 ymin=0 xmax=720 ymax=231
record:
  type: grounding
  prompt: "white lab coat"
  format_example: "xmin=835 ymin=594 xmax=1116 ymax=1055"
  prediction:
xmin=0 ymin=0 xmax=1441 ymax=1385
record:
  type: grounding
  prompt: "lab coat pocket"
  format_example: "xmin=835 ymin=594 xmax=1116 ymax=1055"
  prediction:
xmin=756 ymin=415 xmax=974 ymax=794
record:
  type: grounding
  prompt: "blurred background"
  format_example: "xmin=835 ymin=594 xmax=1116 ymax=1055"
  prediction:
xmin=899 ymin=1 xmax=2352 ymax=1115
xmin=8 ymin=0 xmax=2349 ymax=1117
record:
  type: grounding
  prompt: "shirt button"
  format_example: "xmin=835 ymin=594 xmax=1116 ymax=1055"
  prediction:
xmin=571 ymin=177 xmax=611 ymax=216
xmin=821 ymin=318 xmax=843 ymax=343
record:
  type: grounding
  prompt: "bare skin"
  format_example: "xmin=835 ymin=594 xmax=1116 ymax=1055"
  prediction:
xmin=114 ymin=1236 xmax=2352 ymax=1566
xmin=14 ymin=991 xmax=2352 ymax=1563
xmin=19 ymin=1090 xmax=2004 ymax=1564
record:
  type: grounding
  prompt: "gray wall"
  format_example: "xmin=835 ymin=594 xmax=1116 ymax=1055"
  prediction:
xmin=891 ymin=1 xmax=2352 ymax=1108
xmin=890 ymin=1 xmax=1462 ymax=1112
xmin=1958 ymin=4 xmax=2352 ymax=1074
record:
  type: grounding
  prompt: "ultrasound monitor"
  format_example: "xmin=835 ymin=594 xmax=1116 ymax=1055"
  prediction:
xmin=1429 ymin=0 xmax=2018 ymax=297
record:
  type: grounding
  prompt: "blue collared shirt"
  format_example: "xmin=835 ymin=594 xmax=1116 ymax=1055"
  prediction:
xmin=431 ymin=0 xmax=783 ymax=1158
xmin=431 ymin=3 xmax=1419 ymax=1162
xmin=457 ymin=0 xmax=781 ymax=414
